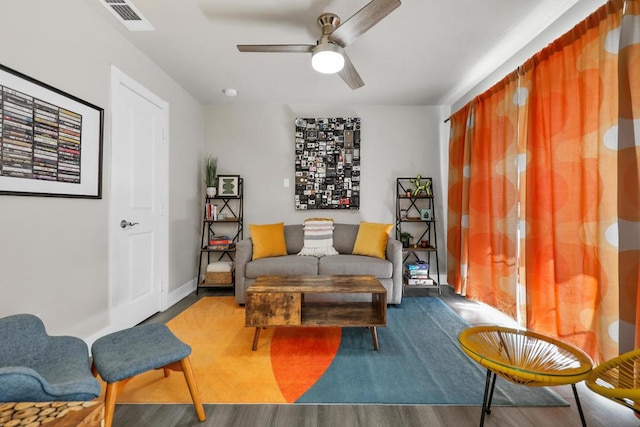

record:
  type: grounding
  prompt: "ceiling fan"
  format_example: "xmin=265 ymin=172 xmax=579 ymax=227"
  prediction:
xmin=237 ymin=0 xmax=401 ymax=90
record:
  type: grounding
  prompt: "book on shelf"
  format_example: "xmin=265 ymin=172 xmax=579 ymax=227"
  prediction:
xmin=205 ymin=203 xmax=217 ymax=221
xmin=404 ymin=275 xmax=434 ymax=286
xmin=209 ymin=239 xmax=233 ymax=245
xmin=207 ymin=243 xmax=236 ymax=250
xmin=209 ymin=235 xmax=232 ymax=245
xmin=405 ymin=261 xmax=429 ymax=270
xmin=405 ymin=270 xmax=430 ymax=277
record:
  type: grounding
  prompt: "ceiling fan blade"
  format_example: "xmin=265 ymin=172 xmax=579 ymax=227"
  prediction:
xmin=338 ymin=54 xmax=364 ymax=90
xmin=237 ymin=44 xmax=315 ymax=53
xmin=329 ymin=0 xmax=401 ymax=47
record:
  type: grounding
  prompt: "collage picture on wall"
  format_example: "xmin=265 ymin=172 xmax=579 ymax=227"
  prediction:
xmin=0 ymin=64 xmax=103 ymax=198
xmin=294 ymin=117 xmax=360 ymax=210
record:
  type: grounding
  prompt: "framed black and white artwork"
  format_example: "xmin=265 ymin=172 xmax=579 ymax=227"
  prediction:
xmin=294 ymin=117 xmax=360 ymax=210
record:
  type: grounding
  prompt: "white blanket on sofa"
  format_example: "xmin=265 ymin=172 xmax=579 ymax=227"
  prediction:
xmin=297 ymin=218 xmax=339 ymax=257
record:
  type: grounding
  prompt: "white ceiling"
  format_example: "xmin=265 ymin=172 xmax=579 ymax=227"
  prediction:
xmin=86 ymin=0 xmax=584 ymax=106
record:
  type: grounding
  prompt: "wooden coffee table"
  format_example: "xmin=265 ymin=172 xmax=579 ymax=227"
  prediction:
xmin=245 ymin=275 xmax=387 ymax=351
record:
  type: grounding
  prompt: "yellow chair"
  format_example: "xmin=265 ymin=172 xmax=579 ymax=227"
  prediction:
xmin=586 ymin=348 xmax=640 ymax=414
xmin=458 ymin=325 xmax=593 ymax=427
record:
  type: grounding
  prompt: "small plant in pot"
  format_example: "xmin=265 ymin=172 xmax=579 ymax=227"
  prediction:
xmin=400 ymin=232 xmax=412 ymax=248
xmin=205 ymin=155 xmax=218 ymax=197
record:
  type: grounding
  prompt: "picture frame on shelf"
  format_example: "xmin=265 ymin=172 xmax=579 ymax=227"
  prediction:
xmin=0 ymin=64 xmax=104 ymax=198
xmin=420 ymin=208 xmax=433 ymax=221
xmin=217 ymin=175 xmax=240 ymax=197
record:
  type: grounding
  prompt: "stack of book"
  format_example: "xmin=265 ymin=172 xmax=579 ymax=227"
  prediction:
xmin=404 ymin=261 xmax=434 ymax=285
xmin=208 ymin=235 xmax=234 ymax=250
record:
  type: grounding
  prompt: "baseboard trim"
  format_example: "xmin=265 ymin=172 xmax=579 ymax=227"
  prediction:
xmin=166 ymin=278 xmax=197 ymax=308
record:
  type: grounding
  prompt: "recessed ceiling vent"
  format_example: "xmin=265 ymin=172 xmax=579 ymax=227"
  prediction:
xmin=100 ymin=0 xmax=154 ymax=31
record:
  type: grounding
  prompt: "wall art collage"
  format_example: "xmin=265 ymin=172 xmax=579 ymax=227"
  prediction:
xmin=294 ymin=117 xmax=360 ymax=210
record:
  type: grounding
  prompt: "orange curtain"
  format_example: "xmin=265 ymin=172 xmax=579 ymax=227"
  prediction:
xmin=448 ymin=0 xmax=640 ymax=362
xmin=447 ymin=104 xmax=472 ymax=296
xmin=447 ymin=72 xmax=520 ymax=318
xmin=520 ymin=0 xmax=623 ymax=362
xmin=618 ymin=0 xmax=640 ymax=350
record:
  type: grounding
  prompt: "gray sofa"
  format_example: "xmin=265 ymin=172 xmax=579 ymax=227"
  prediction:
xmin=235 ymin=223 xmax=403 ymax=305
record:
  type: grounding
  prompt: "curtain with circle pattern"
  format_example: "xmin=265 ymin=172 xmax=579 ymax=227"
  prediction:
xmin=519 ymin=0 xmax=623 ymax=362
xmin=447 ymin=0 xmax=639 ymax=362
xmin=618 ymin=0 xmax=640 ymax=350
xmin=447 ymin=73 xmax=520 ymax=318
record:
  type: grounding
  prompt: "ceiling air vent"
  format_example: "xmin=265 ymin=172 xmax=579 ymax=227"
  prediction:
xmin=100 ymin=0 xmax=154 ymax=31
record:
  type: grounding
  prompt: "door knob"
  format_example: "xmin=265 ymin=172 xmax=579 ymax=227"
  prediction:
xmin=120 ymin=220 xmax=139 ymax=229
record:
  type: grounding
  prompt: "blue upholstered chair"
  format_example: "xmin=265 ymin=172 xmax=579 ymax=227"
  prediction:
xmin=0 ymin=313 xmax=100 ymax=402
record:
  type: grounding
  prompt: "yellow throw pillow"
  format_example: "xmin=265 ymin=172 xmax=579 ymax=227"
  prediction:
xmin=249 ymin=222 xmax=287 ymax=260
xmin=352 ymin=222 xmax=393 ymax=259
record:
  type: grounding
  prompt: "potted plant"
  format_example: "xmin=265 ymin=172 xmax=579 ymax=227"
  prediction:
xmin=400 ymin=232 xmax=412 ymax=248
xmin=205 ymin=155 xmax=218 ymax=197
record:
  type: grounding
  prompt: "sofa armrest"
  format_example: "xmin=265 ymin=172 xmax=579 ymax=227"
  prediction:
xmin=386 ymin=238 xmax=403 ymax=304
xmin=235 ymin=238 xmax=253 ymax=304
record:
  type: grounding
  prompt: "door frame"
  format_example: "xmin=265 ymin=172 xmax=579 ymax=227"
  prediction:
xmin=108 ymin=65 xmax=169 ymax=326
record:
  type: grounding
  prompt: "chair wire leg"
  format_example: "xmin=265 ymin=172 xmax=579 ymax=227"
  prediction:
xmin=486 ymin=371 xmax=497 ymax=413
xmin=572 ymin=383 xmax=587 ymax=427
xmin=480 ymin=369 xmax=493 ymax=427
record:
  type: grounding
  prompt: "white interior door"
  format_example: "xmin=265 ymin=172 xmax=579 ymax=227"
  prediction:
xmin=109 ymin=65 xmax=168 ymax=329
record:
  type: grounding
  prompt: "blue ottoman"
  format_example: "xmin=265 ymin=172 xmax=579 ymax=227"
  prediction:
xmin=91 ymin=323 xmax=205 ymax=427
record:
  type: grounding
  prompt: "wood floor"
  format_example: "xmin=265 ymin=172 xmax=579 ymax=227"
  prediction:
xmin=113 ymin=286 xmax=638 ymax=427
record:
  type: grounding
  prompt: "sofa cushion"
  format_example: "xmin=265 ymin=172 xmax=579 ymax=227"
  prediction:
xmin=352 ymin=222 xmax=393 ymax=259
xmin=245 ymin=255 xmax=318 ymax=278
xmin=318 ymin=254 xmax=393 ymax=278
xmin=297 ymin=218 xmax=339 ymax=257
xmin=333 ymin=223 xmax=359 ymax=254
xmin=249 ymin=222 xmax=287 ymax=260
xmin=284 ymin=224 xmax=304 ymax=254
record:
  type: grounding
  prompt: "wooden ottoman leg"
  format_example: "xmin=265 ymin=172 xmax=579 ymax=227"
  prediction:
xmin=179 ymin=357 xmax=206 ymax=421
xmin=103 ymin=379 xmax=131 ymax=427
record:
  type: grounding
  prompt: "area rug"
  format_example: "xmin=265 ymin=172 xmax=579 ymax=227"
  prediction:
xmin=109 ymin=296 xmax=567 ymax=406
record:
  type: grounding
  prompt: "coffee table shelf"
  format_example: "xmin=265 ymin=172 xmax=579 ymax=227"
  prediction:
xmin=301 ymin=302 xmax=386 ymax=326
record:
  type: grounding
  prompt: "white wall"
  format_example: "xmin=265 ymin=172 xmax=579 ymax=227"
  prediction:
xmin=204 ymin=104 xmax=447 ymax=278
xmin=451 ymin=0 xmax=605 ymax=112
xmin=0 ymin=0 xmax=204 ymax=339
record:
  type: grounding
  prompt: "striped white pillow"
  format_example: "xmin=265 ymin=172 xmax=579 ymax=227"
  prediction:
xmin=297 ymin=218 xmax=339 ymax=257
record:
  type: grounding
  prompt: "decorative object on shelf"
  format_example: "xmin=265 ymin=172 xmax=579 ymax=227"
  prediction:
xmin=400 ymin=232 xmax=412 ymax=248
xmin=400 ymin=209 xmax=408 ymax=220
xmin=217 ymin=175 xmax=240 ymax=197
xmin=294 ymin=117 xmax=360 ymax=210
xmin=0 ymin=64 xmax=104 ymax=198
xmin=421 ymin=239 xmax=429 ymax=248
xmin=420 ymin=208 xmax=433 ymax=221
xmin=205 ymin=155 xmax=218 ymax=197
xmin=409 ymin=174 xmax=432 ymax=197
xmin=205 ymin=261 xmax=234 ymax=285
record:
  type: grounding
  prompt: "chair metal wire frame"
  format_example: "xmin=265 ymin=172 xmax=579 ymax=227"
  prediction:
xmin=586 ymin=348 xmax=640 ymax=414
xmin=458 ymin=325 xmax=594 ymax=427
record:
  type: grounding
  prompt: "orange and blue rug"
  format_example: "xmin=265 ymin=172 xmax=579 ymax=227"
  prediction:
xmin=109 ymin=296 xmax=566 ymax=406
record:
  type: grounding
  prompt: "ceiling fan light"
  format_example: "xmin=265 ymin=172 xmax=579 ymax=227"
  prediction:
xmin=312 ymin=43 xmax=345 ymax=74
